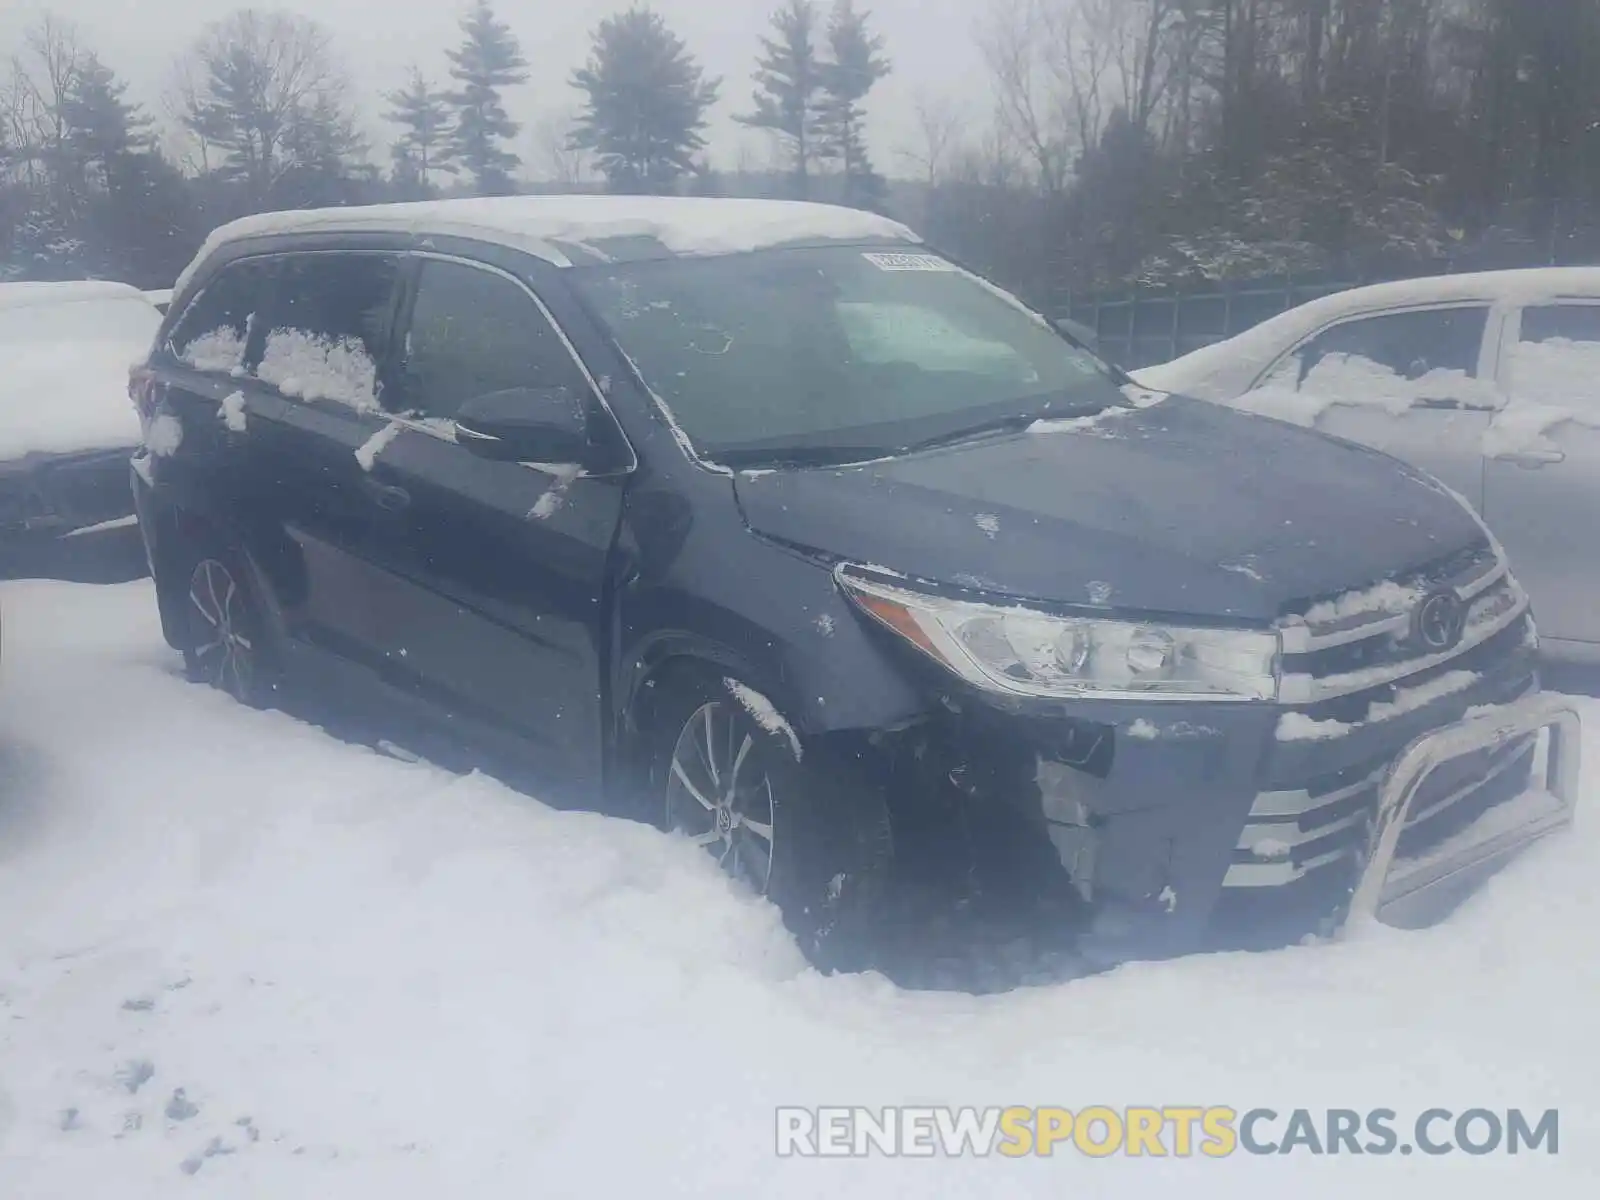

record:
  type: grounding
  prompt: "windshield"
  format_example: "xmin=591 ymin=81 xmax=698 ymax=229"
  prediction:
xmin=572 ymin=244 xmax=1122 ymax=463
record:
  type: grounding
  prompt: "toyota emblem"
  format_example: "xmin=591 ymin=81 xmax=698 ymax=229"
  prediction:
xmin=1413 ymin=590 xmax=1466 ymax=651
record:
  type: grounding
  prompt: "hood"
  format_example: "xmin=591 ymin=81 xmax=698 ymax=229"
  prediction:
xmin=732 ymin=395 xmax=1485 ymax=623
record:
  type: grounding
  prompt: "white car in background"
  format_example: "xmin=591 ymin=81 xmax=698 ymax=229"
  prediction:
xmin=1137 ymin=267 xmax=1600 ymax=664
xmin=0 ymin=281 xmax=162 ymax=552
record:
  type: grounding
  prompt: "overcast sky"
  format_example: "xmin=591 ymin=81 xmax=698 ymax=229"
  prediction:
xmin=0 ymin=0 xmax=990 ymax=179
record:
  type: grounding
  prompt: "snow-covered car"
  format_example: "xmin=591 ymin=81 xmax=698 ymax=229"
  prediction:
xmin=1137 ymin=268 xmax=1600 ymax=664
xmin=1 ymin=281 xmax=161 ymax=547
xmin=129 ymin=197 xmax=1577 ymax=966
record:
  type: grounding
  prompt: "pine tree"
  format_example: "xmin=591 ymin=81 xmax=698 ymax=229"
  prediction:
xmin=278 ymin=91 xmax=371 ymax=208
xmin=61 ymin=53 xmax=152 ymax=179
xmin=446 ymin=1 xmax=529 ymax=195
xmin=570 ymin=8 xmax=720 ymax=195
xmin=47 ymin=50 xmax=192 ymax=286
xmin=818 ymin=0 xmax=890 ymax=212
xmin=738 ymin=0 xmax=826 ymax=198
xmin=385 ymin=67 xmax=454 ymax=195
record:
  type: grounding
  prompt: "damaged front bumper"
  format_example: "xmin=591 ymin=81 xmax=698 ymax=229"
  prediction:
xmin=931 ymin=603 xmax=1574 ymax=958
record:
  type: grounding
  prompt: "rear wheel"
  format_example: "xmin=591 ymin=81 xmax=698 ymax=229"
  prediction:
xmin=643 ymin=668 xmax=893 ymax=970
xmin=181 ymin=550 xmax=271 ymax=706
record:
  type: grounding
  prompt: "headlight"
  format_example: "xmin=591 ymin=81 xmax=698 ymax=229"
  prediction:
xmin=837 ymin=565 xmax=1281 ymax=701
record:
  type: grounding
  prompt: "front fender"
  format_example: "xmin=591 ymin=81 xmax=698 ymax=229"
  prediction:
xmin=613 ymin=530 xmax=930 ymax=740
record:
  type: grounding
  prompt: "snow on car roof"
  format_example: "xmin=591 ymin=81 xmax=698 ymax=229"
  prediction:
xmin=1139 ymin=265 xmax=1600 ymax=395
xmin=177 ymin=195 xmax=921 ymax=294
xmin=0 ymin=279 xmax=155 ymax=312
xmin=1302 ymin=265 xmax=1600 ymax=308
xmin=0 ymin=282 xmax=159 ymax=459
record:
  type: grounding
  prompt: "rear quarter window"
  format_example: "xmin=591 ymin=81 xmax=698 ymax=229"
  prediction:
xmin=166 ymin=260 xmax=273 ymax=374
xmin=1509 ymin=304 xmax=1600 ymax=413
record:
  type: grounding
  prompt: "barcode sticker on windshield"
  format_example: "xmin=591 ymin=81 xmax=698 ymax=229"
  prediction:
xmin=861 ymin=252 xmax=957 ymax=272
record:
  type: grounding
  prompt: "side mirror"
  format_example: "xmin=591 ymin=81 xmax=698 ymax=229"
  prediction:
xmin=1054 ymin=317 xmax=1100 ymax=353
xmin=454 ymin=386 xmax=593 ymax=465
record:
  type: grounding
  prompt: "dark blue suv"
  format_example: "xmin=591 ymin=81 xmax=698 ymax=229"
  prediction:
xmin=129 ymin=196 xmax=1555 ymax=967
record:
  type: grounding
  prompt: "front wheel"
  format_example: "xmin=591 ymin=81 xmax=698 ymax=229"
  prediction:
xmin=645 ymin=670 xmax=893 ymax=970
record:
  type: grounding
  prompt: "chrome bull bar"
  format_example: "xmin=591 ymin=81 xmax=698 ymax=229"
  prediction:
xmin=1342 ymin=692 xmax=1583 ymax=933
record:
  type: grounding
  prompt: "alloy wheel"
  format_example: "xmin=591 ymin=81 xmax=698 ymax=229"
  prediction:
xmin=188 ymin=557 xmax=255 ymax=700
xmin=666 ymin=700 xmax=778 ymax=895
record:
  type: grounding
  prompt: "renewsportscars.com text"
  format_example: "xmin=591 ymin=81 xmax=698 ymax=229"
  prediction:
xmin=775 ymin=1106 xmax=1559 ymax=1158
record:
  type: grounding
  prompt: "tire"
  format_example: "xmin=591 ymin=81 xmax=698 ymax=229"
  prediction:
xmin=176 ymin=542 xmax=275 ymax=708
xmin=640 ymin=667 xmax=893 ymax=971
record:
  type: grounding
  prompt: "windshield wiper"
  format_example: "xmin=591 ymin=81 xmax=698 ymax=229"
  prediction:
xmin=711 ymin=395 xmax=1114 ymax=469
xmin=902 ymin=399 xmax=1111 ymax=455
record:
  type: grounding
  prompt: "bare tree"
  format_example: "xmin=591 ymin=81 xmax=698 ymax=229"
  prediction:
xmin=164 ymin=55 xmax=213 ymax=175
xmin=1103 ymin=0 xmax=1182 ymax=133
xmin=529 ymin=108 xmax=589 ymax=186
xmin=6 ymin=16 xmax=85 ymax=197
xmin=977 ymin=0 xmax=1190 ymax=194
xmin=947 ymin=110 xmax=1024 ymax=191
xmin=977 ymin=0 xmax=1075 ymax=193
xmin=1049 ymin=0 xmax=1115 ymax=154
xmin=171 ymin=10 xmax=361 ymax=202
xmin=899 ymin=88 xmax=964 ymax=185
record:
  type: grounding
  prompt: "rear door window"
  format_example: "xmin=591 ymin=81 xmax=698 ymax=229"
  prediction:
xmin=254 ymin=253 xmax=403 ymax=411
xmin=394 ymin=259 xmax=590 ymax=421
xmin=1508 ymin=304 xmax=1600 ymax=413
xmin=166 ymin=260 xmax=273 ymax=374
xmin=1262 ymin=306 xmax=1493 ymax=407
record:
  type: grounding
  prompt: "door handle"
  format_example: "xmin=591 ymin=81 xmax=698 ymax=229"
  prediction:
xmin=360 ymin=477 xmax=411 ymax=511
xmin=1493 ymin=447 xmax=1566 ymax=469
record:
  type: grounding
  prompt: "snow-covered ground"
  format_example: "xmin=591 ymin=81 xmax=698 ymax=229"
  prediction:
xmin=1 ymin=578 xmax=1596 ymax=1197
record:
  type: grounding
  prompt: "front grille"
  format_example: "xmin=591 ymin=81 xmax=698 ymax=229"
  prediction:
xmin=1277 ymin=542 xmax=1519 ymax=707
xmin=1221 ymin=546 xmax=1539 ymax=921
xmin=1227 ymin=729 xmax=1536 ymax=888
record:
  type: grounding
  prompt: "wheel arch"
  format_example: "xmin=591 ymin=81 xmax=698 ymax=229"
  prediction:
xmin=615 ymin=632 xmax=791 ymax=764
xmin=612 ymin=620 xmax=927 ymax=772
xmin=146 ymin=501 xmax=293 ymax=654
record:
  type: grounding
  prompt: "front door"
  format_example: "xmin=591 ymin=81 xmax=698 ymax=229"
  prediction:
xmin=1483 ymin=301 xmax=1600 ymax=646
xmin=1249 ymin=304 xmax=1497 ymax=508
xmin=352 ymin=255 xmax=628 ymax=790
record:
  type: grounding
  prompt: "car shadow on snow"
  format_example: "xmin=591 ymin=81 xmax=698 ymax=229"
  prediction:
xmin=0 ymin=526 xmax=149 ymax=585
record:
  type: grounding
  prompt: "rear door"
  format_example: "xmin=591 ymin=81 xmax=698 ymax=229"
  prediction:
xmin=349 ymin=254 xmax=630 ymax=788
xmin=1483 ymin=301 xmax=1600 ymax=646
xmin=1245 ymin=304 xmax=1498 ymax=507
xmin=224 ymin=250 xmax=407 ymax=667
xmin=149 ymin=257 xmax=276 ymax=527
